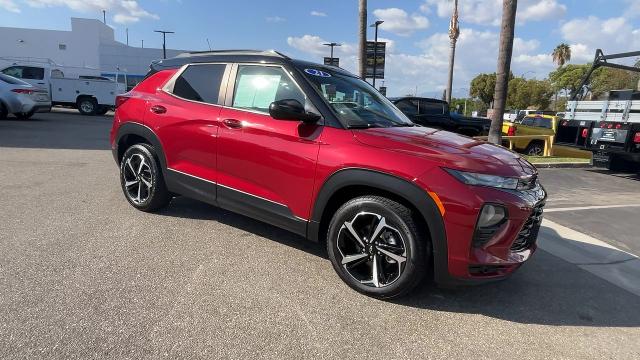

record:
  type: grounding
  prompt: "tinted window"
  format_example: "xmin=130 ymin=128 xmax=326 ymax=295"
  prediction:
xmin=1 ymin=66 xmax=44 ymax=80
xmin=395 ymin=99 xmax=419 ymax=116
xmin=533 ymin=117 xmax=552 ymax=128
xmin=172 ymin=64 xmax=225 ymax=104
xmin=419 ymin=100 xmax=445 ymax=115
xmin=232 ymin=65 xmax=305 ymax=113
xmin=521 ymin=116 xmax=535 ymax=126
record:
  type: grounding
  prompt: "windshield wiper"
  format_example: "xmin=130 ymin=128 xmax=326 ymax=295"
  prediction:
xmin=346 ymin=123 xmax=376 ymax=129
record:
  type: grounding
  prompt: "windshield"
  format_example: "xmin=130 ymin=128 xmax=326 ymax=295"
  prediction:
xmin=299 ymin=67 xmax=413 ymax=128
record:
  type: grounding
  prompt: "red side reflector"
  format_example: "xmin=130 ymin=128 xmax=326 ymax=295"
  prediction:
xmin=581 ymin=128 xmax=588 ymax=138
xmin=115 ymin=95 xmax=129 ymax=109
xmin=11 ymin=88 xmax=34 ymax=95
xmin=634 ymin=133 xmax=640 ymax=144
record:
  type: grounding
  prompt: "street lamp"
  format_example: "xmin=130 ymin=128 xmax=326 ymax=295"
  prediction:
xmin=370 ymin=20 xmax=384 ymax=87
xmin=154 ymin=30 xmax=175 ymax=59
xmin=323 ymin=42 xmax=342 ymax=62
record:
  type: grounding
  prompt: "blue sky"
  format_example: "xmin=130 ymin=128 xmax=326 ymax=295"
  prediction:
xmin=1 ymin=0 xmax=639 ymax=97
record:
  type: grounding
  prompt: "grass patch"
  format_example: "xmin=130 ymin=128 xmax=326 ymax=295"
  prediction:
xmin=525 ymin=156 xmax=590 ymax=164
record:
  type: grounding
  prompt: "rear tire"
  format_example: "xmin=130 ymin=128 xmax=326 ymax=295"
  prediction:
xmin=326 ymin=196 xmax=429 ymax=299
xmin=0 ymin=103 xmax=7 ymax=120
xmin=120 ymin=143 xmax=172 ymax=212
xmin=15 ymin=111 xmax=34 ymax=120
xmin=525 ymin=142 xmax=544 ymax=156
xmin=77 ymin=97 xmax=97 ymax=115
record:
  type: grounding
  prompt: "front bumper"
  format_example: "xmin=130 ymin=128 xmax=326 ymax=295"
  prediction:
xmin=418 ymin=168 xmax=547 ymax=285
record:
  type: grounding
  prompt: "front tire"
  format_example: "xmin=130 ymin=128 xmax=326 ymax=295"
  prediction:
xmin=15 ymin=111 xmax=34 ymax=120
xmin=120 ymin=144 xmax=172 ymax=212
xmin=525 ymin=142 xmax=544 ymax=156
xmin=326 ymin=196 xmax=429 ymax=299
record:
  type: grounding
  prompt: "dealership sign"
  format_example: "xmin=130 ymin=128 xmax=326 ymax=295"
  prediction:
xmin=365 ymin=41 xmax=386 ymax=79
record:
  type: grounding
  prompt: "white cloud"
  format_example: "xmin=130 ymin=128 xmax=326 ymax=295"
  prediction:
xmin=23 ymin=0 xmax=158 ymax=24
xmin=266 ymin=16 xmax=286 ymax=23
xmin=310 ymin=10 xmax=326 ymax=17
xmin=560 ymin=16 xmax=640 ymax=63
xmin=422 ymin=0 xmax=566 ymax=26
xmin=287 ymin=35 xmax=356 ymax=57
xmin=0 ymin=0 xmax=20 ymax=13
xmin=372 ymin=8 xmax=429 ymax=36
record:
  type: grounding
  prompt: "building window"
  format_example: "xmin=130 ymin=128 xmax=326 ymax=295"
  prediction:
xmin=59 ymin=44 xmax=67 ymax=50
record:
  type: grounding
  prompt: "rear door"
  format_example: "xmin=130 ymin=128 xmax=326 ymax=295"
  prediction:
xmin=216 ymin=64 xmax=322 ymax=235
xmin=145 ymin=63 xmax=229 ymax=204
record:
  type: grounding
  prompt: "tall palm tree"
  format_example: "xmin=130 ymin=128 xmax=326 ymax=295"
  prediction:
xmin=488 ymin=0 xmax=518 ymax=145
xmin=358 ymin=0 xmax=367 ymax=79
xmin=445 ymin=0 xmax=460 ymax=104
xmin=552 ymin=43 xmax=572 ymax=67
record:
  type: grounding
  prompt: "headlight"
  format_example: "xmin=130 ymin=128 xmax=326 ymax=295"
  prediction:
xmin=445 ymin=168 xmax=519 ymax=190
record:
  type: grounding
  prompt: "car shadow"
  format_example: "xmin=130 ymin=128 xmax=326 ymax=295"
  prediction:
xmin=585 ymin=168 xmax=640 ymax=181
xmin=156 ymin=197 xmax=640 ymax=328
xmin=0 ymin=110 xmax=112 ymax=150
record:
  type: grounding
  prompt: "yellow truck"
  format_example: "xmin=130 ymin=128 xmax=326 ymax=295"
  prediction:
xmin=502 ymin=114 xmax=591 ymax=158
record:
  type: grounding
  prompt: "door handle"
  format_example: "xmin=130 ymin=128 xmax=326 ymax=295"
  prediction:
xmin=150 ymin=105 xmax=167 ymax=114
xmin=222 ymin=118 xmax=243 ymax=129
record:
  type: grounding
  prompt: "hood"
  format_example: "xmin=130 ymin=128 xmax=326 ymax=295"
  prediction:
xmin=353 ymin=126 xmax=537 ymax=178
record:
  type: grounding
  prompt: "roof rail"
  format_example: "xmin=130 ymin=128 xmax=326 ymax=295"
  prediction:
xmin=176 ymin=49 xmax=290 ymax=59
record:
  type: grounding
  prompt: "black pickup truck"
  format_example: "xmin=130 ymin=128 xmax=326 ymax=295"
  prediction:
xmin=390 ymin=97 xmax=490 ymax=136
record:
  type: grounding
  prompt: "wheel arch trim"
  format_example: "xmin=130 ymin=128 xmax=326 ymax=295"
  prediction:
xmin=114 ymin=122 xmax=167 ymax=172
xmin=309 ymin=168 xmax=449 ymax=281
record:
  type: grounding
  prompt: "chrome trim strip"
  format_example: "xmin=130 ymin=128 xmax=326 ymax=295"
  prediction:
xmin=167 ymin=168 xmax=217 ymax=184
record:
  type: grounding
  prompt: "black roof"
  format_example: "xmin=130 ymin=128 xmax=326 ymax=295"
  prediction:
xmin=150 ymin=50 xmax=357 ymax=78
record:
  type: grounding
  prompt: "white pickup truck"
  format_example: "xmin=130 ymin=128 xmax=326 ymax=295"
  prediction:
xmin=0 ymin=61 xmax=126 ymax=115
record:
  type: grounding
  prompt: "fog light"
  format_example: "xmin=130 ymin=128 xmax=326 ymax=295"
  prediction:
xmin=477 ymin=204 xmax=507 ymax=228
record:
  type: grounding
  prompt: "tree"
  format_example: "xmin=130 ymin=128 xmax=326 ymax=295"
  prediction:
xmin=470 ymin=73 xmax=497 ymax=107
xmin=590 ymin=67 xmax=640 ymax=99
xmin=445 ymin=0 xmax=460 ymax=104
xmin=358 ymin=0 xmax=367 ymax=79
xmin=549 ymin=64 xmax=590 ymax=99
xmin=488 ymin=0 xmax=518 ymax=145
xmin=506 ymin=78 xmax=553 ymax=110
xmin=552 ymin=43 xmax=571 ymax=67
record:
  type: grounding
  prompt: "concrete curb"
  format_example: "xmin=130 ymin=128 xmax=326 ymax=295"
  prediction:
xmin=532 ymin=162 xmax=592 ymax=169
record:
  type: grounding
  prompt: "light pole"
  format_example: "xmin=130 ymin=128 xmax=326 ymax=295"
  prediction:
xmin=323 ymin=42 xmax=341 ymax=64
xmin=154 ymin=30 xmax=175 ymax=59
xmin=370 ymin=20 xmax=384 ymax=87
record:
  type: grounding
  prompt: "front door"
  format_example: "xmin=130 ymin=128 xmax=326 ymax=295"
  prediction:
xmin=217 ymin=64 xmax=322 ymax=235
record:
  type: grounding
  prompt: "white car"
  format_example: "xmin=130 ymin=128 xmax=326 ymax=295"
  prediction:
xmin=0 ymin=73 xmax=51 ymax=119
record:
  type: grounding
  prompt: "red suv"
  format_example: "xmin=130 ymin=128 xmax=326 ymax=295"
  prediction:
xmin=110 ymin=50 xmax=546 ymax=298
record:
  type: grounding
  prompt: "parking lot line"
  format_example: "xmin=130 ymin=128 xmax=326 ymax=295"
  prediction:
xmin=544 ymin=204 xmax=640 ymax=213
xmin=539 ymin=219 xmax=640 ymax=297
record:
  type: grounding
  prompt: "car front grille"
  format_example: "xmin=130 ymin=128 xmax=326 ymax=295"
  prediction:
xmin=511 ymin=202 xmax=545 ymax=252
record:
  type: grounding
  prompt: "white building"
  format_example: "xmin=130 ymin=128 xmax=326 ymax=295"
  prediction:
xmin=0 ymin=17 xmax=188 ymax=87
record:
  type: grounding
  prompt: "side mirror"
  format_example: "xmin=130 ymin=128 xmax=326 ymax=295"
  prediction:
xmin=269 ymin=99 xmax=321 ymax=124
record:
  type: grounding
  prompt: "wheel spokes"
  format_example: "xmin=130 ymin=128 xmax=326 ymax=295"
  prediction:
xmin=378 ymin=247 xmax=406 ymax=264
xmin=369 ymin=216 xmax=387 ymax=243
xmin=343 ymin=222 xmax=366 ymax=248
xmin=341 ymin=253 xmax=369 ymax=265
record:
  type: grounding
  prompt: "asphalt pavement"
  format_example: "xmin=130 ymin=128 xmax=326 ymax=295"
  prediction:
xmin=1 ymin=111 xmax=639 ymax=359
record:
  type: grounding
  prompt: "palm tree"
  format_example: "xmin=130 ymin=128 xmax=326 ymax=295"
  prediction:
xmin=488 ymin=0 xmax=518 ymax=145
xmin=358 ymin=0 xmax=367 ymax=79
xmin=445 ymin=0 xmax=460 ymax=104
xmin=552 ymin=43 xmax=572 ymax=67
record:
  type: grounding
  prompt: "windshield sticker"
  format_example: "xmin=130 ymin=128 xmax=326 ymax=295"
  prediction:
xmin=305 ymin=69 xmax=331 ymax=77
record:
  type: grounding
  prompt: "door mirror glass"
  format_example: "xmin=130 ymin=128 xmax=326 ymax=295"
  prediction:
xmin=269 ymin=99 xmax=320 ymax=123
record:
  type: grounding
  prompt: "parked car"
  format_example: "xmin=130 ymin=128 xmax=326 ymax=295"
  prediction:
xmin=0 ymin=61 xmax=126 ymax=115
xmin=111 ymin=50 xmax=546 ymax=299
xmin=0 ymin=73 xmax=51 ymax=119
xmin=391 ymin=97 xmax=489 ymax=136
xmin=502 ymin=114 xmax=558 ymax=155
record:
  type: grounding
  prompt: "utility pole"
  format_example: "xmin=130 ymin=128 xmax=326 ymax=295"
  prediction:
xmin=358 ymin=0 xmax=367 ymax=79
xmin=446 ymin=0 xmax=460 ymax=104
xmin=370 ymin=20 xmax=384 ymax=87
xmin=102 ymin=10 xmax=106 ymax=24
xmin=323 ymin=42 xmax=341 ymax=62
xmin=126 ymin=28 xmax=129 ymax=46
xmin=154 ymin=30 xmax=175 ymax=59
xmin=141 ymin=40 xmax=144 ymax=48
xmin=206 ymin=38 xmax=212 ymax=51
